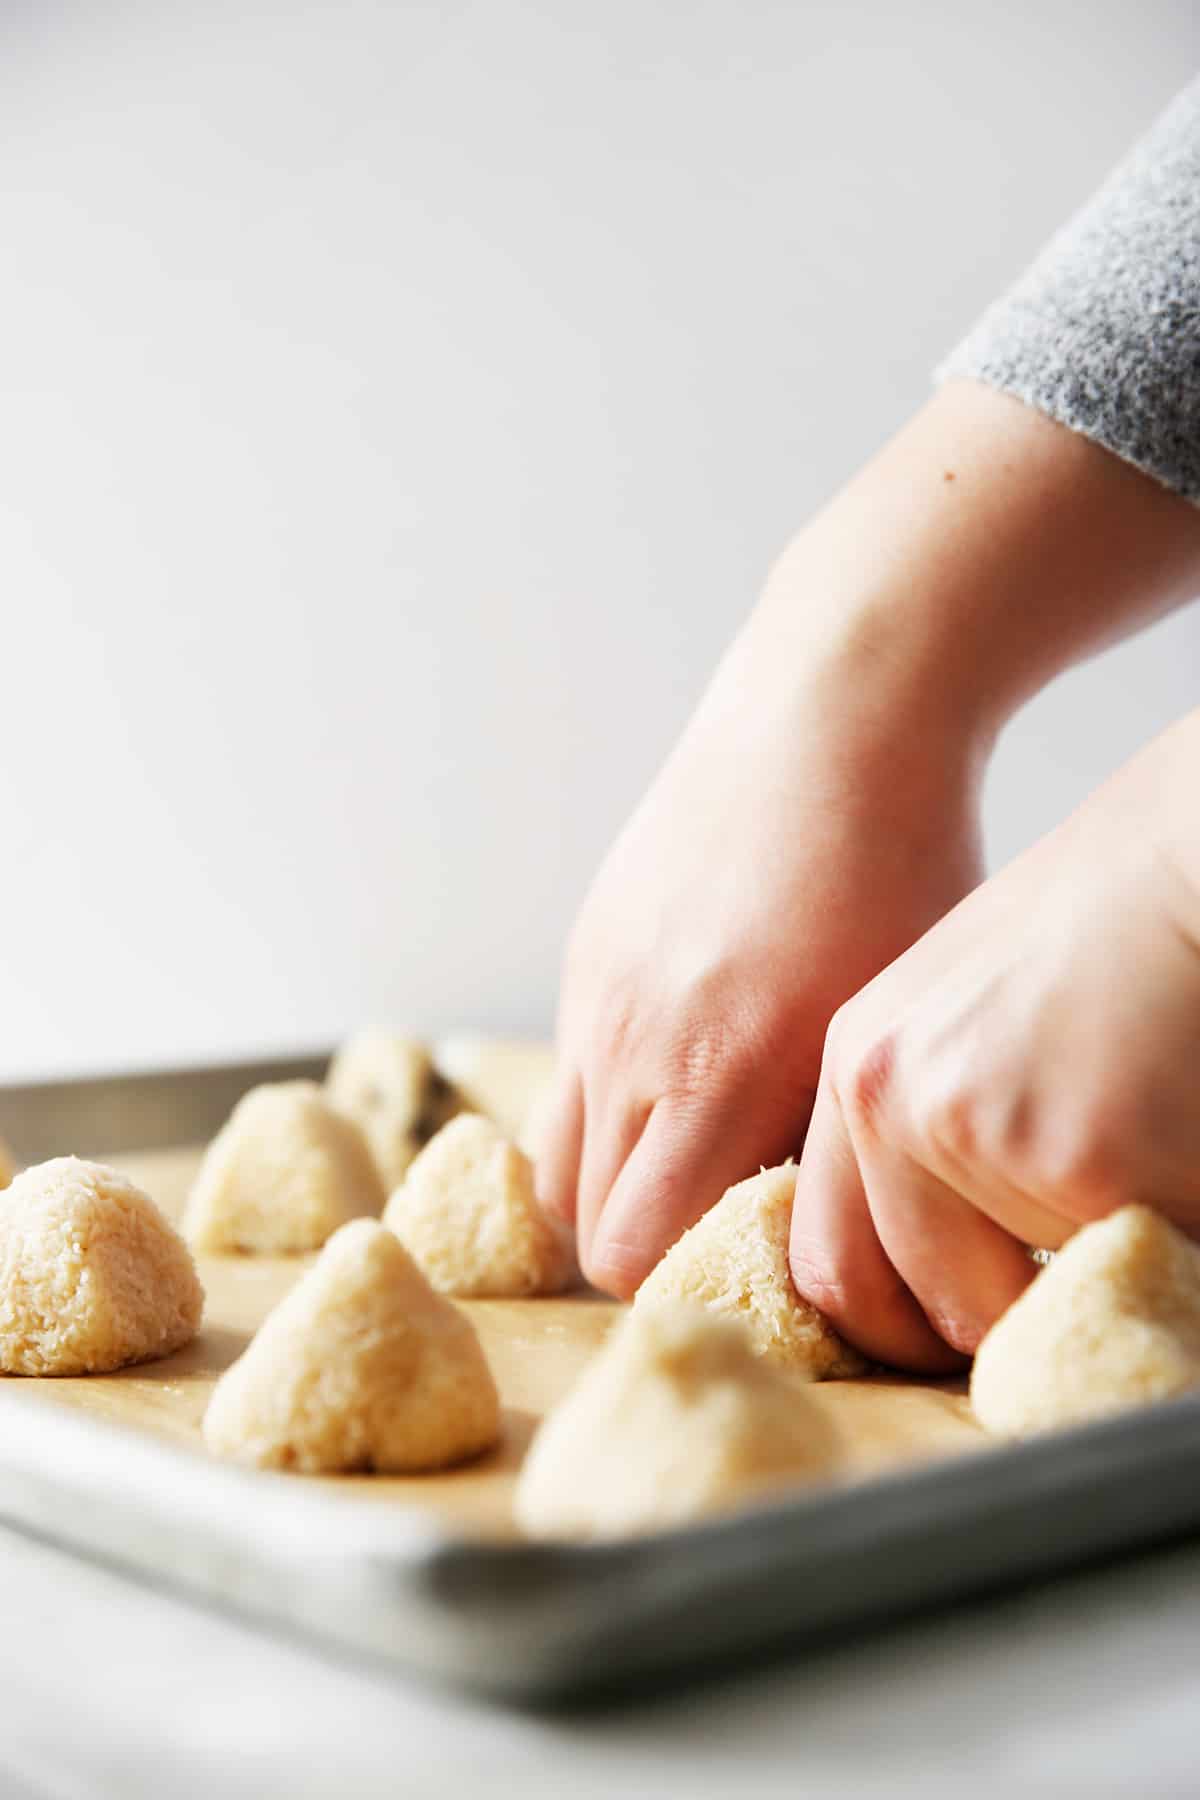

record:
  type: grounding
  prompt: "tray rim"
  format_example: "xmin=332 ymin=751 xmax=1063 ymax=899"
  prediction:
xmin=0 ymin=1051 xmax=331 ymax=1160
xmin=5 ymin=1377 xmax=1200 ymax=1702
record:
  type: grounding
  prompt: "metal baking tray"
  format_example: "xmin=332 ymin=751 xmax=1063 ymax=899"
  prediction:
xmin=2 ymin=1056 xmax=1199 ymax=1704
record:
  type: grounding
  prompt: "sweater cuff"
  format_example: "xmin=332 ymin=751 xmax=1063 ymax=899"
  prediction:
xmin=935 ymin=78 xmax=1200 ymax=509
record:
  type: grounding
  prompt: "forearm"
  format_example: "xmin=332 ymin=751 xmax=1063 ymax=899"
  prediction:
xmin=753 ymin=378 xmax=1200 ymax=757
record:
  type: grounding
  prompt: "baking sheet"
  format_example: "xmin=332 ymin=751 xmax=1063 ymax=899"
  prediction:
xmin=2 ymin=1058 xmax=1200 ymax=1700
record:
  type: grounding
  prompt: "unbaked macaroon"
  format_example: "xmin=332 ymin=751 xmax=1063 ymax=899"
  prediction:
xmin=326 ymin=1030 xmax=459 ymax=1190
xmin=515 ymin=1301 xmax=841 ymax=1539
xmin=0 ymin=1157 xmax=204 ymax=1375
xmin=203 ymin=1218 xmax=501 ymax=1473
xmin=634 ymin=1163 xmax=865 ymax=1378
xmin=184 ymin=1081 xmax=387 ymax=1254
xmin=971 ymin=1205 xmax=1200 ymax=1438
xmin=383 ymin=1113 xmax=574 ymax=1297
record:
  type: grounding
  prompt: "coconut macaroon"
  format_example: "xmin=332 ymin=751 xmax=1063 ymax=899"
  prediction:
xmin=0 ymin=1157 xmax=204 ymax=1376
xmin=634 ymin=1163 xmax=865 ymax=1379
xmin=516 ymin=1302 xmax=841 ymax=1539
xmin=326 ymin=1031 xmax=459 ymax=1190
xmin=384 ymin=1113 xmax=574 ymax=1298
xmin=184 ymin=1081 xmax=387 ymax=1254
xmin=971 ymin=1205 xmax=1200 ymax=1438
xmin=204 ymin=1219 xmax=501 ymax=1473
xmin=0 ymin=1134 xmax=16 ymax=1190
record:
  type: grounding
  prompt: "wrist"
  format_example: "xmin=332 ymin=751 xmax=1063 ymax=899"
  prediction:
xmin=753 ymin=381 xmax=1200 ymax=765
xmin=752 ymin=527 xmax=1006 ymax=770
xmin=717 ymin=559 xmax=992 ymax=824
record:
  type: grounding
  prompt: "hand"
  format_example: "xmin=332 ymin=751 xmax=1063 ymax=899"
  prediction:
xmin=536 ymin=565 xmax=987 ymax=1297
xmin=788 ymin=710 xmax=1200 ymax=1372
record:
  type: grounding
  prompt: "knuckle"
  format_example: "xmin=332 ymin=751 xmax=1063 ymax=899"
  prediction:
xmin=821 ymin=998 xmax=858 ymax=1078
xmin=664 ymin=1011 xmax=752 ymax=1098
xmin=915 ymin=1080 xmax=981 ymax=1167
xmin=573 ymin=967 xmax=646 ymax=1065
xmin=599 ymin=988 xmax=641 ymax=1060
xmin=830 ymin=1017 xmax=900 ymax=1141
xmin=1033 ymin=1117 xmax=1131 ymax=1221
xmin=882 ymin=1032 xmax=990 ymax=1170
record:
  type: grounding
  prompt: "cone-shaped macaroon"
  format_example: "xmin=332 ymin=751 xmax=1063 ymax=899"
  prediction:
xmin=326 ymin=1030 xmax=459 ymax=1189
xmin=184 ymin=1081 xmax=387 ymax=1254
xmin=203 ymin=1219 xmax=501 ymax=1472
xmin=516 ymin=1302 xmax=841 ymax=1539
xmin=634 ymin=1164 xmax=865 ymax=1378
xmin=383 ymin=1113 xmax=574 ymax=1297
xmin=0 ymin=1134 xmax=15 ymax=1190
xmin=972 ymin=1205 xmax=1200 ymax=1437
xmin=0 ymin=1157 xmax=204 ymax=1375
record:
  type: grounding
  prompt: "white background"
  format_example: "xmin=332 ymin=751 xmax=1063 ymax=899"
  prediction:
xmin=1 ymin=0 xmax=1196 ymax=1082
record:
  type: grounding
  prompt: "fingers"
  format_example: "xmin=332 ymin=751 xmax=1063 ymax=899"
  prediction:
xmin=533 ymin=1067 xmax=584 ymax=1225
xmin=574 ymin=1092 xmax=652 ymax=1270
xmin=582 ymin=1090 xmax=811 ymax=1299
xmin=790 ymin=1076 xmax=961 ymax=1373
xmin=897 ymin=1093 xmax=1073 ymax=1255
xmin=794 ymin=1001 xmax=1045 ymax=1369
xmin=880 ymin=947 xmax=1077 ymax=1253
xmin=850 ymin=1117 xmax=1035 ymax=1357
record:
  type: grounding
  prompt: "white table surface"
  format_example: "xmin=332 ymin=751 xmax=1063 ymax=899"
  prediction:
xmin=1 ymin=1523 xmax=1197 ymax=1800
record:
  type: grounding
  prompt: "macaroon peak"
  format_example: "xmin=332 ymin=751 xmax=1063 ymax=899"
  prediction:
xmin=515 ymin=1302 xmax=841 ymax=1539
xmin=184 ymin=1080 xmax=387 ymax=1253
xmin=383 ymin=1113 xmax=574 ymax=1297
xmin=635 ymin=1163 xmax=864 ymax=1378
xmin=0 ymin=1156 xmax=203 ymax=1375
xmin=203 ymin=1218 xmax=500 ymax=1473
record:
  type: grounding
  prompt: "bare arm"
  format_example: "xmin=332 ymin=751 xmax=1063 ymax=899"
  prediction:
xmin=759 ymin=378 xmax=1200 ymax=755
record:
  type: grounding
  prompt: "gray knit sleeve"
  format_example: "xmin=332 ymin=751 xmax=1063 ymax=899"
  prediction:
xmin=936 ymin=78 xmax=1200 ymax=505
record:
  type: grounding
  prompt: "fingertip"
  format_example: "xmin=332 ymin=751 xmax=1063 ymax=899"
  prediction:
xmin=574 ymin=1096 xmax=653 ymax=1270
xmin=788 ymin=1230 xmax=965 ymax=1377
xmin=579 ymin=1231 xmax=650 ymax=1300
xmin=581 ymin=1101 xmax=749 ymax=1302
xmin=533 ymin=1069 xmax=584 ymax=1226
xmin=786 ymin=1229 xmax=844 ymax=1328
xmin=790 ymin=1086 xmax=963 ymax=1375
xmin=854 ymin=1128 xmax=1038 ymax=1364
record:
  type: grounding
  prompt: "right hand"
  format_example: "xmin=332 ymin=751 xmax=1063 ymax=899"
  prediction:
xmin=788 ymin=708 xmax=1200 ymax=1370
